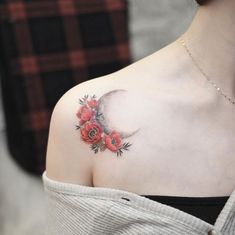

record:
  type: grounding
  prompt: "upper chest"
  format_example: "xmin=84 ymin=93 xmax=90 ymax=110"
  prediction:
xmin=92 ymin=82 xmax=235 ymax=196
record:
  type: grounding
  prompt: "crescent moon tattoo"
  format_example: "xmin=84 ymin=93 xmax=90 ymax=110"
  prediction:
xmin=75 ymin=89 xmax=140 ymax=156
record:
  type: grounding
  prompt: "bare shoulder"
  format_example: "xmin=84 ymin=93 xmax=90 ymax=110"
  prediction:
xmin=45 ymin=74 xmax=113 ymax=186
xmin=45 ymin=69 xmax=152 ymax=186
xmin=45 ymin=41 xmax=197 ymax=187
xmin=45 ymin=60 xmax=168 ymax=187
xmin=45 ymin=40 xmax=233 ymax=195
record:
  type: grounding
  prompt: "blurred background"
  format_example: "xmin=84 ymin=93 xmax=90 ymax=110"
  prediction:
xmin=0 ymin=0 xmax=197 ymax=234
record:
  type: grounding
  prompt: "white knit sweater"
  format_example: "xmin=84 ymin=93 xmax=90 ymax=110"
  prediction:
xmin=42 ymin=171 xmax=235 ymax=235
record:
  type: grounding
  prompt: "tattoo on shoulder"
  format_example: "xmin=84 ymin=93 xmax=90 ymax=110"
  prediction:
xmin=75 ymin=89 xmax=140 ymax=157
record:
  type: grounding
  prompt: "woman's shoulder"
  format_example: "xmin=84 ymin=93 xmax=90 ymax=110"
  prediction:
xmin=45 ymin=40 xmax=219 ymax=194
xmin=44 ymin=54 xmax=173 ymax=187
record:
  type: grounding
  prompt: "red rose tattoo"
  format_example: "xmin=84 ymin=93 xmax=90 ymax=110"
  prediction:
xmin=80 ymin=122 xmax=103 ymax=144
xmin=76 ymin=105 xmax=94 ymax=125
xmin=75 ymin=91 xmax=139 ymax=156
xmin=104 ymin=131 xmax=122 ymax=152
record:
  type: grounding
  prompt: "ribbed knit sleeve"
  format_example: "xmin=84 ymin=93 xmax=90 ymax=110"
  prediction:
xmin=42 ymin=171 xmax=235 ymax=235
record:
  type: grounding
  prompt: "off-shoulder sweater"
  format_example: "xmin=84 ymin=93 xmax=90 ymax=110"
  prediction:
xmin=42 ymin=171 xmax=235 ymax=235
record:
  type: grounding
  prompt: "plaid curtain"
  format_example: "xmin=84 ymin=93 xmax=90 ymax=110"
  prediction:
xmin=0 ymin=0 xmax=131 ymax=175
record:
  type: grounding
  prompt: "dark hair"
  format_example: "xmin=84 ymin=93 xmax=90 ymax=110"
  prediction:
xmin=195 ymin=0 xmax=208 ymax=5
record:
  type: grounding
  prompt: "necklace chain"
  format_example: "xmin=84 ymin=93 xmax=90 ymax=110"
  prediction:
xmin=179 ymin=36 xmax=235 ymax=105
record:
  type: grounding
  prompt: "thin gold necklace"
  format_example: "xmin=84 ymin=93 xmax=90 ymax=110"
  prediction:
xmin=179 ymin=36 xmax=235 ymax=105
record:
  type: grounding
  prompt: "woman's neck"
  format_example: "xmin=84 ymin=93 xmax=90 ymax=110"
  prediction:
xmin=183 ymin=0 xmax=235 ymax=97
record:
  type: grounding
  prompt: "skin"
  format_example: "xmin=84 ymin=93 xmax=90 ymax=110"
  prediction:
xmin=93 ymin=0 xmax=235 ymax=196
xmin=46 ymin=0 xmax=235 ymax=197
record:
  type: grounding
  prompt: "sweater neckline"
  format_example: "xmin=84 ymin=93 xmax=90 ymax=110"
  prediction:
xmin=42 ymin=171 xmax=235 ymax=233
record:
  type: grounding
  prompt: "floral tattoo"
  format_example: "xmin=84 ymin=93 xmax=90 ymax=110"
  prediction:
xmin=75 ymin=90 xmax=139 ymax=156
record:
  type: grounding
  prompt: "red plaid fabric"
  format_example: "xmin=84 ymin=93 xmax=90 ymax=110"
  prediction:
xmin=0 ymin=0 xmax=131 ymax=175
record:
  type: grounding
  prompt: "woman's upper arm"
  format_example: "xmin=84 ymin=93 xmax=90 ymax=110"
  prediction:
xmin=45 ymin=84 xmax=94 ymax=186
